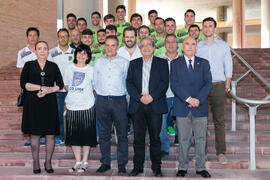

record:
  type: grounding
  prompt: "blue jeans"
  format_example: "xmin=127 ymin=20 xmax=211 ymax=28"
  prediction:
xmin=160 ymin=97 xmax=173 ymax=153
xmin=56 ymin=92 xmax=67 ymax=141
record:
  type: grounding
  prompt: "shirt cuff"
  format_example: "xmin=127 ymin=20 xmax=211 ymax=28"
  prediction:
xmin=186 ymin=96 xmax=191 ymax=102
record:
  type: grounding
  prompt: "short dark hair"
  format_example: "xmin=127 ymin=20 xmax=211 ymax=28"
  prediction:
xmin=185 ymin=9 xmax=196 ymax=16
xmin=91 ymin=11 xmax=101 ymax=19
xmin=165 ymin=17 xmax=176 ymax=25
xmin=148 ymin=9 xmax=158 ymax=16
xmin=74 ymin=44 xmax=92 ymax=64
xmin=105 ymin=35 xmax=119 ymax=45
xmin=202 ymin=17 xmax=217 ymax=27
xmin=66 ymin=13 xmax=76 ymax=20
xmin=57 ymin=28 xmax=69 ymax=37
xmin=97 ymin=29 xmax=106 ymax=34
xmin=138 ymin=25 xmax=150 ymax=34
xmin=26 ymin=27 xmax=40 ymax=37
xmin=105 ymin=25 xmax=117 ymax=32
xmin=116 ymin=5 xmax=126 ymax=12
xmin=104 ymin=14 xmax=115 ymax=22
xmin=130 ymin=13 xmax=142 ymax=23
xmin=35 ymin=40 xmax=49 ymax=50
xmin=82 ymin=29 xmax=93 ymax=36
xmin=123 ymin=26 xmax=137 ymax=37
xmin=154 ymin=17 xmax=165 ymax=25
xmin=77 ymin=17 xmax=87 ymax=26
xmin=165 ymin=34 xmax=177 ymax=42
xmin=188 ymin=24 xmax=201 ymax=32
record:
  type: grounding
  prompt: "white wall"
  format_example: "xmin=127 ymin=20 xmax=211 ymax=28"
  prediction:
xmin=63 ymin=0 xmax=99 ymax=29
xmin=136 ymin=0 xmax=261 ymax=26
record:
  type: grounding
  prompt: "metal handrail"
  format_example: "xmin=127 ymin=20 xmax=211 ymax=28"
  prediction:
xmin=230 ymin=48 xmax=270 ymax=89
xmin=228 ymin=89 xmax=270 ymax=105
xmin=215 ymin=34 xmax=270 ymax=171
xmin=225 ymin=44 xmax=270 ymax=171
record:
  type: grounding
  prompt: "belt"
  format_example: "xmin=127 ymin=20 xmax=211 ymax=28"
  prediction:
xmin=98 ymin=95 xmax=126 ymax=100
xmin=212 ymin=81 xmax=224 ymax=86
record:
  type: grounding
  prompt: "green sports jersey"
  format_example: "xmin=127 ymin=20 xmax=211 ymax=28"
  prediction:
xmin=154 ymin=35 xmax=166 ymax=56
xmin=115 ymin=21 xmax=130 ymax=47
xmin=175 ymin=27 xmax=204 ymax=44
xmin=90 ymin=45 xmax=105 ymax=66
xmin=90 ymin=27 xmax=98 ymax=46
xmin=148 ymin=24 xmax=156 ymax=35
xmin=136 ymin=37 xmax=140 ymax=44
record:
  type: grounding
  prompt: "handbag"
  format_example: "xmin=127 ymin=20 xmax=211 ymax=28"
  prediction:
xmin=17 ymin=89 xmax=25 ymax=107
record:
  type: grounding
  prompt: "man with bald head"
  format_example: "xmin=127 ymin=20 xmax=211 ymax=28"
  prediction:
xmin=70 ymin=28 xmax=81 ymax=48
xmin=170 ymin=37 xmax=212 ymax=178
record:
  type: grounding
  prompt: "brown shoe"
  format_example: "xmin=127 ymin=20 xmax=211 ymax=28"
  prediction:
xmin=218 ymin=154 xmax=227 ymax=165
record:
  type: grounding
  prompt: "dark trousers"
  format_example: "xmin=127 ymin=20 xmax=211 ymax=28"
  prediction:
xmin=208 ymin=83 xmax=226 ymax=155
xmin=96 ymin=95 xmax=128 ymax=166
xmin=131 ymin=103 xmax=162 ymax=170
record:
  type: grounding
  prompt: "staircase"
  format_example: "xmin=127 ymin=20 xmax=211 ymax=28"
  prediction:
xmin=0 ymin=48 xmax=270 ymax=179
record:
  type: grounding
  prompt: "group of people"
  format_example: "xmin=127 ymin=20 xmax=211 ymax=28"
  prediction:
xmin=17 ymin=5 xmax=233 ymax=178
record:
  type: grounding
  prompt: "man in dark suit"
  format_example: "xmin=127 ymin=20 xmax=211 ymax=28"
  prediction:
xmin=171 ymin=37 xmax=212 ymax=178
xmin=126 ymin=36 xmax=169 ymax=177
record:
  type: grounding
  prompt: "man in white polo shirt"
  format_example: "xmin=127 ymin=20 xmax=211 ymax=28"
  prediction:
xmin=17 ymin=27 xmax=39 ymax=75
xmin=48 ymin=28 xmax=75 ymax=145
xmin=117 ymin=26 xmax=142 ymax=61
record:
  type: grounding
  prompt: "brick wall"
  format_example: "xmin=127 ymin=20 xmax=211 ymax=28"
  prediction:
xmin=0 ymin=0 xmax=57 ymax=68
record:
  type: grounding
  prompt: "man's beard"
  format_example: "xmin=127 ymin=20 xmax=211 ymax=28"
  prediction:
xmin=125 ymin=40 xmax=136 ymax=48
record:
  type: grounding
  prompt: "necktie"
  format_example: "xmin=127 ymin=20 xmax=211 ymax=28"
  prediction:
xmin=188 ymin=59 xmax=193 ymax=80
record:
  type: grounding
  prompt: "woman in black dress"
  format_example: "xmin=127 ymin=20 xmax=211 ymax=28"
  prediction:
xmin=20 ymin=41 xmax=64 ymax=174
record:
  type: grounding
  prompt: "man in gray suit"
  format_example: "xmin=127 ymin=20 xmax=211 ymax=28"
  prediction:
xmin=170 ymin=37 xmax=212 ymax=178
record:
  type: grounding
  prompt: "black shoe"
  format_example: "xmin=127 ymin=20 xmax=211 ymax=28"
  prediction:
xmin=153 ymin=168 xmax=162 ymax=177
xmin=44 ymin=162 xmax=54 ymax=173
xmin=196 ymin=170 xmax=211 ymax=178
xmin=96 ymin=164 xmax=111 ymax=173
xmin=174 ymin=137 xmax=179 ymax=146
xmin=118 ymin=164 xmax=126 ymax=175
xmin=128 ymin=167 xmax=143 ymax=176
xmin=33 ymin=169 xmax=41 ymax=174
xmin=176 ymin=170 xmax=187 ymax=177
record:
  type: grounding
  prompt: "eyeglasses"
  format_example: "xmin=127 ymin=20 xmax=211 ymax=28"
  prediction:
xmin=140 ymin=43 xmax=153 ymax=48
xmin=59 ymin=35 xmax=69 ymax=39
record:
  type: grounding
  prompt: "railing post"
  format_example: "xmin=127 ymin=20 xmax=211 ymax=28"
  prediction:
xmin=249 ymin=106 xmax=257 ymax=170
xmin=231 ymin=81 xmax=237 ymax=131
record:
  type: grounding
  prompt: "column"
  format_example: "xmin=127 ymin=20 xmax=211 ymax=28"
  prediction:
xmin=108 ymin=0 xmax=124 ymax=17
xmin=261 ymin=0 xmax=270 ymax=48
xmin=232 ymin=0 xmax=245 ymax=48
xmin=128 ymin=0 xmax=136 ymax=22
xmin=98 ymin=0 xmax=103 ymax=26
xmin=216 ymin=6 xmax=226 ymax=41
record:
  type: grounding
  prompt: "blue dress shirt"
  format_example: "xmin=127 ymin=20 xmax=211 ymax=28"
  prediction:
xmin=196 ymin=38 xmax=233 ymax=82
xmin=93 ymin=54 xmax=129 ymax=96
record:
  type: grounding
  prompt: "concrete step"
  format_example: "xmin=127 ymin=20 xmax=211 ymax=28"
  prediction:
xmin=1 ymin=139 xmax=270 ymax=156
xmin=0 ymin=167 xmax=270 ymax=179
xmin=1 ymin=152 xmax=270 ymax=170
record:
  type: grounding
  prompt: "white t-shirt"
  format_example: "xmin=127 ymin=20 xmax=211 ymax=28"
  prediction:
xmin=64 ymin=64 xmax=95 ymax=111
xmin=16 ymin=46 xmax=37 ymax=68
xmin=48 ymin=46 xmax=75 ymax=92
xmin=117 ymin=45 xmax=142 ymax=61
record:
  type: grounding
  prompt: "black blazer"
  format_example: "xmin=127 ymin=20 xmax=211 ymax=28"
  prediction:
xmin=126 ymin=56 xmax=169 ymax=114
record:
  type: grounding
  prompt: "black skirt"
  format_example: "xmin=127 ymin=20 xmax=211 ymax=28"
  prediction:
xmin=65 ymin=106 xmax=97 ymax=147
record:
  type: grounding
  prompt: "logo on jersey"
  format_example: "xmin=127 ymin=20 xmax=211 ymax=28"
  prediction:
xmin=72 ymin=71 xmax=85 ymax=86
